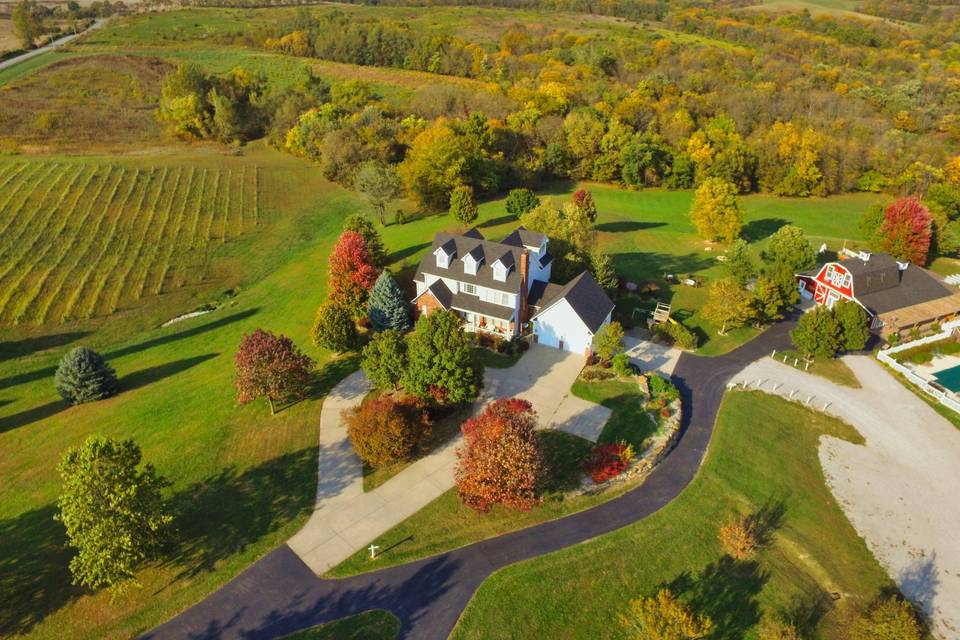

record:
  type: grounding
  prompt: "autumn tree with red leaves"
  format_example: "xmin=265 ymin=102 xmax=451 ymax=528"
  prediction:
xmin=876 ymin=196 xmax=933 ymax=265
xmin=455 ymin=398 xmax=546 ymax=513
xmin=329 ymin=230 xmax=381 ymax=319
xmin=235 ymin=329 xmax=315 ymax=414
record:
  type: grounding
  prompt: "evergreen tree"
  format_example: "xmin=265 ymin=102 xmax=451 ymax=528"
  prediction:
xmin=57 ymin=436 xmax=173 ymax=594
xmin=449 ymin=184 xmax=479 ymax=224
xmin=368 ymin=271 xmax=411 ymax=332
xmin=833 ymin=300 xmax=870 ymax=352
xmin=791 ymin=306 xmax=841 ymax=359
xmin=403 ymin=310 xmax=482 ymax=405
xmin=55 ymin=347 xmax=120 ymax=405
xmin=362 ymin=329 xmax=408 ymax=391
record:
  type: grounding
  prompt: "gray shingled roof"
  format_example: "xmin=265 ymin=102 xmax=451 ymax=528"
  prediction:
xmin=416 ymin=232 xmax=523 ymax=293
xmin=502 ymin=226 xmax=546 ymax=249
xmin=414 ymin=279 xmax=453 ymax=309
xmin=532 ymin=271 xmax=614 ymax=333
xmin=856 ymin=264 xmax=954 ymax=315
xmin=527 ymin=280 xmax=563 ymax=308
xmin=463 ymin=227 xmax=485 ymax=240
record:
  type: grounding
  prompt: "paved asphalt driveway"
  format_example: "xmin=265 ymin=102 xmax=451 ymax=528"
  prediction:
xmin=142 ymin=320 xmax=795 ymax=640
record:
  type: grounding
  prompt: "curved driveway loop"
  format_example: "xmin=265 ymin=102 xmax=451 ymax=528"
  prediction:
xmin=142 ymin=320 xmax=795 ymax=640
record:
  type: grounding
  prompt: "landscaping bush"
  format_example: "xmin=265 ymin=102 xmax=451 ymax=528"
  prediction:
xmin=655 ymin=322 xmax=699 ymax=351
xmin=581 ymin=443 xmax=630 ymax=483
xmin=586 ymin=353 xmax=599 ymax=366
xmin=344 ymin=395 xmax=430 ymax=468
xmin=619 ymin=589 xmax=713 ymax=640
xmin=55 ymin=347 xmax=119 ymax=405
xmin=718 ymin=513 xmax=759 ymax=560
xmin=648 ymin=374 xmax=679 ymax=402
xmin=849 ymin=596 xmax=924 ymax=640
xmin=515 ymin=337 xmax=530 ymax=353
xmin=581 ymin=368 xmax=615 ymax=381
xmin=455 ymin=398 xmax=545 ymax=512
xmin=758 ymin=618 xmax=801 ymax=640
xmin=612 ymin=353 xmax=632 ymax=377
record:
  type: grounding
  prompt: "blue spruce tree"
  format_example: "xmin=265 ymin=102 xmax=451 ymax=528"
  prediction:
xmin=368 ymin=271 xmax=412 ymax=332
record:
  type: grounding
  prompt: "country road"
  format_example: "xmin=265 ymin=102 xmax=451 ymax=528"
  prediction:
xmin=0 ymin=19 xmax=106 ymax=74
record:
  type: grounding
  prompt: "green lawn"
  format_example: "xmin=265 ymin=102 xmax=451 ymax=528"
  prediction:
xmin=570 ymin=377 xmax=658 ymax=447
xmin=282 ymin=610 xmax=399 ymax=640
xmin=450 ymin=392 xmax=891 ymax=640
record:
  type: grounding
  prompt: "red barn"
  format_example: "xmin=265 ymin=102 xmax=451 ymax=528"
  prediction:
xmin=797 ymin=251 xmax=960 ymax=336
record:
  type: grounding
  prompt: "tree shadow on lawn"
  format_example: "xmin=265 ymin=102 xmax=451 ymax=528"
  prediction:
xmin=0 ymin=504 xmax=80 ymax=637
xmin=0 ymin=353 xmax=219 ymax=433
xmin=741 ymin=218 xmax=790 ymax=243
xmin=386 ymin=242 xmax=431 ymax=267
xmin=165 ymin=447 xmax=318 ymax=582
xmin=612 ymin=252 xmax=716 ymax=284
xmin=0 ymin=308 xmax=259 ymax=392
xmin=477 ymin=214 xmax=517 ymax=230
xmin=0 ymin=331 xmax=91 ymax=363
xmin=596 ymin=221 xmax=666 ymax=233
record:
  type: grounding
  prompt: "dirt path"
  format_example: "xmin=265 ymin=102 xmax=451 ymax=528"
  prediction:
xmin=736 ymin=356 xmax=960 ymax=639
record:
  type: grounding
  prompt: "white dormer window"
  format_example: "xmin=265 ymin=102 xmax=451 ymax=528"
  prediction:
xmin=435 ymin=248 xmax=450 ymax=269
xmin=493 ymin=262 xmax=507 ymax=282
xmin=463 ymin=255 xmax=479 ymax=275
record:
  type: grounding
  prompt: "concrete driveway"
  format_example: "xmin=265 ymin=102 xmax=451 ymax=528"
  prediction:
xmin=484 ymin=345 xmax=611 ymax=441
xmin=624 ymin=332 xmax=682 ymax=376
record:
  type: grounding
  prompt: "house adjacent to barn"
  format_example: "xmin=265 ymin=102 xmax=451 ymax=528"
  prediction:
xmin=412 ymin=226 xmax=614 ymax=355
xmin=797 ymin=250 xmax=960 ymax=336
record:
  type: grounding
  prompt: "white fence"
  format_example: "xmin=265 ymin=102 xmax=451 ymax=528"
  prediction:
xmin=877 ymin=319 xmax=960 ymax=414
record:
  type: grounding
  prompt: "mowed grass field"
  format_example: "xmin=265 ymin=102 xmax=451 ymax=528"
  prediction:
xmin=0 ymin=158 xmax=260 ymax=326
xmin=450 ymin=392 xmax=893 ymax=640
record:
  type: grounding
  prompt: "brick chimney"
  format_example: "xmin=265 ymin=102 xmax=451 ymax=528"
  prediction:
xmin=519 ymin=249 xmax=529 ymax=326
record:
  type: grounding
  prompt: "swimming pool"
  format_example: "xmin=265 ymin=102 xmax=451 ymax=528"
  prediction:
xmin=934 ymin=364 xmax=960 ymax=392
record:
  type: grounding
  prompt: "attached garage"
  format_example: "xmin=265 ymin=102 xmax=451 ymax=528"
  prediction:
xmin=530 ymin=272 xmax=614 ymax=356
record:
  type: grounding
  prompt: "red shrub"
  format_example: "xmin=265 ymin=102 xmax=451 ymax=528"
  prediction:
xmin=660 ymin=407 xmax=672 ymax=418
xmin=581 ymin=443 xmax=629 ymax=483
xmin=455 ymin=398 xmax=546 ymax=513
xmin=344 ymin=395 xmax=430 ymax=468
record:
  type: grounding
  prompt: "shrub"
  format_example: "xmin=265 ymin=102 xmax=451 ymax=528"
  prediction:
xmin=55 ymin=347 xmax=120 ymax=405
xmin=235 ymin=329 xmax=315 ymax=414
xmin=849 ymin=596 xmax=924 ymax=640
xmin=655 ymin=322 xmax=699 ymax=351
xmin=619 ymin=588 xmax=713 ymax=639
xmin=581 ymin=443 xmax=629 ymax=483
xmin=57 ymin=436 xmax=173 ymax=594
xmin=718 ymin=513 xmax=758 ymax=560
xmin=586 ymin=353 xmax=600 ymax=366
xmin=455 ymin=398 xmax=545 ymax=512
xmin=758 ymin=618 xmax=801 ymax=640
xmin=593 ymin=321 xmax=625 ymax=361
xmin=648 ymin=374 xmax=679 ymax=402
xmin=361 ymin=329 xmax=408 ymax=391
xmin=581 ymin=368 xmax=615 ymax=381
xmin=505 ymin=187 xmax=540 ymax=217
xmin=612 ymin=353 xmax=632 ymax=377
xmin=311 ymin=300 xmax=359 ymax=352
xmin=515 ymin=337 xmax=530 ymax=353
xmin=660 ymin=407 xmax=671 ymax=419
xmin=344 ymin=395 xmax=430 ymax=468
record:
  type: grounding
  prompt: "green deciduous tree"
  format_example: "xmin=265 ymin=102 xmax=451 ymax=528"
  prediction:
xmin=57 ymin=436 xmax=173 ymax=594
xmin=752 ymin=275 xmax=786 ymax=324
xmin=505 ymin=188 xmax=540 ymax=217
xmin=403 ymin=310 xmax=482 ymax=405
xmin=833 ymin=299 xmax=870 ymax=352
xmin=589 ymin=250 xmax=618 ymax=295
xmin=521 ymin=199 xmax=595 ymax=281
xmin=361 ymin=329 xmax=408 ymax=391
xmin=859 ymin=204 xmax=886 ymax=250
xmin=368 ymin=271 xmax=411 ymax=332
xmin=619 ymin=589 xmax=713 ymax=640
xmin=449 ymin=184 xmax=479 ymax=224
xmin=12 ymin=0 xmax=44 ymax=48
xmin=791 ymin=306 xmax=841 ymax=359
xmin=724 ymin=238 xmax=756 ymax=286
xmin=592 ymin=321 xmax=625 ymax=361
xmin=689 ymin=177 xmax=743 ymax=243
xmin=764 ymin=225 xmax=818 ymax=272
xmin=311 ymin=301 xmax=359 ymax=353
xmin=702 ymin=278 xmax=754 ymax=335
xmin=55 ymin=347 xmax=119 ymax=405
xmin=354 ymin=161 xmax=402 ymax=225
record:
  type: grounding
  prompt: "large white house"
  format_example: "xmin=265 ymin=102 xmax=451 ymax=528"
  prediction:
xmin=412 ymin=226 xmax=614 ymax=355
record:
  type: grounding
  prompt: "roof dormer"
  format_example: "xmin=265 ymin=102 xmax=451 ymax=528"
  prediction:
xmin=463 ymin=245 xmax=484 ymax=276
xmin=434 ymin=240 xmax=455 ymax=269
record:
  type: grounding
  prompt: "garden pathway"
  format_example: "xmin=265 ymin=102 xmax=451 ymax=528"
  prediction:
xmin=142 ymin=320 xmax=795 ymax=640
xmin=734 ymin=355 xmax=960 ymax=640
xmin=288 ymin=346 xmax=608 ymax=575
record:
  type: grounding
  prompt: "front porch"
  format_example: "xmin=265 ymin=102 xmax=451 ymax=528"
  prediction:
xmin=456 ymin=309 xmax=516 ymax=338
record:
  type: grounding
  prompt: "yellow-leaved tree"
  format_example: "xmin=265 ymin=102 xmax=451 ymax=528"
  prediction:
xmin=619 ymin=589 xmax=713 ymax=640
xmin=689 ymin=177 xmax=744 ymax=243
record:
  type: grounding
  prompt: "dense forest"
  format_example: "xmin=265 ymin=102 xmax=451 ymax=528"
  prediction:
xmin=158 ymin=1 xmax=960 ymax=246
